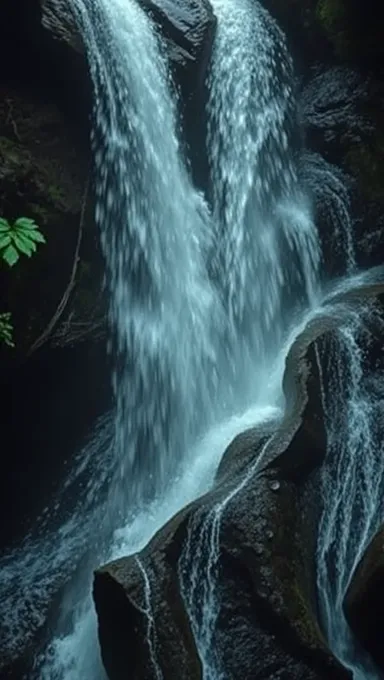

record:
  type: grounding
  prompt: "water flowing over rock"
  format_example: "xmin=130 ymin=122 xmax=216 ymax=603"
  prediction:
xmin=93 ymin=314 xmax=360 ymax=680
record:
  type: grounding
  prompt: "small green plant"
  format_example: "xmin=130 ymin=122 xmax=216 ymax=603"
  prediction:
xmin=0 ymin=312 xmax=14 ymax=347
xmin=0 ymin=217 xmax=45 ymax=267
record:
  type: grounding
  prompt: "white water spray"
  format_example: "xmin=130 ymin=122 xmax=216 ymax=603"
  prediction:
xmin=207 ymin=0 xmax=320 ymax=381
xmin=70 ymin=0 xmax=221 ymax=510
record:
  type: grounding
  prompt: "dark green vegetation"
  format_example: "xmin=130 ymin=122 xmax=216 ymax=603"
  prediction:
xmin=0 ymin=215 xmax=46 ymax=346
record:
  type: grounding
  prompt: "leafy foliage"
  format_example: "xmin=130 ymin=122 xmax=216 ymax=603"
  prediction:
xmin=0 ymin=217 xmax=46 ymax=267
xmin=0 ymin=312 xmax=14 ymax=348
xmin=0 ymin=216 xmax=46 ymax=348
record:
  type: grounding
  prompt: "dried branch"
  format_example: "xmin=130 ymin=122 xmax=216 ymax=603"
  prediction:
xmin=51 ymin=314 xmax=106 ymax=347
xmin=5 ymin=98 xmax=22 ymax=142
xmin=27 ymin=175 xmax=90 ymax=356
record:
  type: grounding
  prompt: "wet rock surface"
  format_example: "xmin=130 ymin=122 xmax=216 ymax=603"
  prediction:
xmin=344 ymin=525 xmax=384 ymax=674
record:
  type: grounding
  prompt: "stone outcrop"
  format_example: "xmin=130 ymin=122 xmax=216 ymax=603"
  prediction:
xmin=93 ymin=312 xmax=357 ymax=680
xmin=344 ymin=525 xmax=384 ymax=674
xmin=93 ymin=281 xmax=384 ymax=680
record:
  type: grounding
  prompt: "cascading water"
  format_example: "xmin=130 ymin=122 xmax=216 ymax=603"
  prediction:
xmin=70 ymin=0 xmax=221 ymax=511
xmin=33 ymin=0 xmax=225 ymax=675
xmin=207 ymin=0 xmax=320 ymax=396
xmin=1 ymin=0 xmax=383 ymax=678
xmin=316 ymin=308 xmax=384 ymax=679
xmin=301 ymin=151 xmax=355 ymax=274
xmin=178 ymin=0 xmax=322 ymax=675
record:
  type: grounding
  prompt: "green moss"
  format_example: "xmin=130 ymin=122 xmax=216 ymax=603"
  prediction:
xmin=46 ymin=183 xmax=66 ymax=205
xmin=0 ymin=135 xmax=31 ymax=169
xmin=272 ymin=552 xmax=323 ymax=649
xmin=316 ymin=0 xmax=344 ymax=32
xmin=315 ymin=0 xmax=350 ymax=57
xmin=28 ymin=203 xmax=50 ymax=224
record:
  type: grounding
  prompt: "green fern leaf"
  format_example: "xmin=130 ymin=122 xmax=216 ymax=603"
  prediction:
xmin=0 ymin=218 xmax=10 ymax=232
xmin=13 ymin=233 xmax=35 ymax=257
xmin=0 ymin=234 xmax=11 ymax=249
xmin=25 ymin=229 xmax=46 ymax=244
xmin=2 ymin=244 xmax=19 ymax=267
xmin=14 ymin=217 xmax=38 ymax=230
xmin=0 ymin=312 xmax=15 ymax=347
xmin=14 ymin=231 xmax=37 ymax=252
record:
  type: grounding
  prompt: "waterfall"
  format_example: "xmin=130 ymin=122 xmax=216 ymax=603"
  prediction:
xmin=301 ymin=151 xmax=355 ymax=274
xmin=178 ymin=0 xmax=322 ymax=675
xmin=207 ymin=0 xmax=320 ymax=396
xmin=316 ymin=308 xmax=384 ymax=679
xmin=34 ymin=0 xmax=225 ymax=675
xmin=1 ymin=0 xmax=383 ymax=678
xmin=70 ymin=0 xmax=221 ymax=511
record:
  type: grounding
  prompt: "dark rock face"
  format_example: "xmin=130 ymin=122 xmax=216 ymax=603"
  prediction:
xmin=140 ymin=0 xmax=215 ymax=73
xmin=93 ymin=316 xmax=357 ymax=680
xmin=41 ymin=0 xmax=215 ymax=83
xmin=344 ymin=526 xmax=384 ymax=674
xmin=262 ymin=0 xmax=384 ymax=276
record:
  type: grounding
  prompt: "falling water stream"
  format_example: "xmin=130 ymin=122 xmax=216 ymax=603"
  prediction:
xmin=0 ymin=0 xmax=383 ymax=678
xmin=316 ymin=310 xmax=384 ymax=679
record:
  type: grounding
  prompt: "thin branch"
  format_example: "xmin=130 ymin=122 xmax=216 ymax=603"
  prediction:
xmin=27 ymin=175 xmax=90 ymax=356
xmin=5 ymin=98 xmax=22 ymax=142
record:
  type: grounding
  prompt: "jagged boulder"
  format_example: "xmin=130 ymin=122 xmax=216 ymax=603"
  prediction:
xmin=93 ymin=313 xmax=356 ymax=680
xmin=344 ymin=525 xmax=384 ymax=674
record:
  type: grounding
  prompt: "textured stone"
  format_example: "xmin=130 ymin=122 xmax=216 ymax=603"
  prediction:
xmin=344 ymin=525 xmax=384 ymax=673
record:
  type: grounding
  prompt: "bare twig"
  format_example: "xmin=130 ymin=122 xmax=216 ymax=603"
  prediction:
xmin=5 ymin=98 xmax=22 ymax=142
xmin=27 ymin=175 xmax=90 ymax=356
xmin=51 ymin=315 xmax=106 ymax=347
